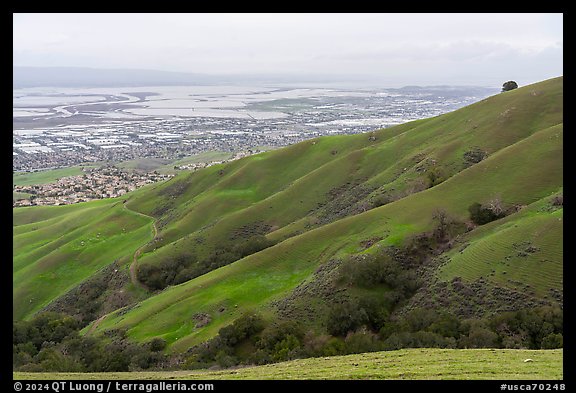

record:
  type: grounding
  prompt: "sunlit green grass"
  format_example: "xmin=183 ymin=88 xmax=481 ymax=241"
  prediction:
xmin=13 ymin=199 xmax=154 ymax=320
xmin=92 ymin=121 xmax=562 ymax=352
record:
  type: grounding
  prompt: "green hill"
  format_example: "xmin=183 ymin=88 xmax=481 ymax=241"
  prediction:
xmin=13 ymin=198 xmax=154 ymax=320
xmin=87 ymin=77 xmax=562 ymax=350
xmin=13 ymin=77 xmax=563 ymax=370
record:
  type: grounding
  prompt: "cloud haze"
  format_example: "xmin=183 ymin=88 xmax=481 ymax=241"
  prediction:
xmin=13 ymin=13 xmax=563 ymax=87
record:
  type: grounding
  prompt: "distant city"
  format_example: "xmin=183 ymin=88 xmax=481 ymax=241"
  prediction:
xmin=13 ymin=84 xmax=498 ymax=172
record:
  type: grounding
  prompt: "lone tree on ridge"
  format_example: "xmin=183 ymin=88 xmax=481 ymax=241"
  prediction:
xmin=502 ymin=81 xmax=518 ymax=92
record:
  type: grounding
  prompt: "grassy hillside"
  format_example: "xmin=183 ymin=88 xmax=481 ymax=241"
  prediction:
xmin=14 ymin=348 xmax=563 ymax=380
xmin=90 ymin=127 xmax=563 ymax=352
xmin=129 ymin=78 xmax=562 ymax=261
xmin=13 ymin=198 xmax=154 ymax=320
xmin=83 ymin=77 xmax=562 ymax=352
xmin=438 ymin=196 xmax=563 ymax=295
xmin=13 ymin=78 xmax=562 ymax=376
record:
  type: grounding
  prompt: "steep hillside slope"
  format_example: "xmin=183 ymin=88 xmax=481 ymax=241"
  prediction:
xmin=84 ymin=77 xmax=562 ymax=353
xmin=125 ymin=77 xmax=562 ymax=285
xmin=13 ymin=199 xmax=155 ymax=320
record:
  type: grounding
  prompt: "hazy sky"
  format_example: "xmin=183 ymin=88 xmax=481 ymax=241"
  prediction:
xmin=13 ymin=13 xmax=563 ymax=87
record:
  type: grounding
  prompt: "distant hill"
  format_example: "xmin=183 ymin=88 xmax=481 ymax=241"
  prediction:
xmin=13 ymin=77 xmax=563 ymax=368
xmin=13 ymin=66 xmax=225 ymax=88
xmin=12 ymin=66 xmax=371 ymax=88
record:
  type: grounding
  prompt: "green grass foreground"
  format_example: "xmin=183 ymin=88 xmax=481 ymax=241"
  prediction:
xmin=13 ymin=348 xmax=563 ymax=380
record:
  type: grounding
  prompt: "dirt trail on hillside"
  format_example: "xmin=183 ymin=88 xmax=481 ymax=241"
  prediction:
xmin=85 ymin=202 xmax=157 ymax=335
xmin=123 ymin=201 xmax=157 ymax=290
xmin=85 ymin=314 xmax=107 ymax=335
